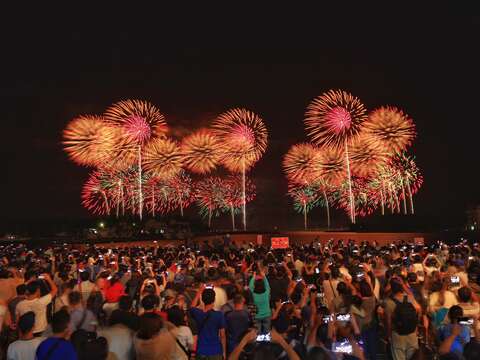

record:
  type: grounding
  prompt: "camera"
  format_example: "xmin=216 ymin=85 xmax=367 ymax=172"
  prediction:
xmin=256 ymin=333 xmax=271 ymax=342
xmin=458 ymin=317 xmax=474 ymax=326
xmin=336 ymin=313 xmax=351 ymax=322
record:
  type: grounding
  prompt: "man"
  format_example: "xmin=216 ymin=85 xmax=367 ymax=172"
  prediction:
xmin=384 ymin=277 xmax=421 ymax=360
xmin=8 ymin=284 xmax=26 ymax=325
xmin=7 ymin=312 xmax=44 ymax=360
xmin=73 ymin=269 xmax=96 ymax=304
xmin=190 ymin=285 xmax=226 ymax=360
xmin=225 ymin=294 xmax=250 ymax=355
xmin=35 ymin=309 xmax=77 ymax=360
xmin=457 ymin=286 xmax=480 ymax=319
xmin=68 ymin=291 xmax=97 ymax=332
xmin=97 ymin=309 xmax=135 ymax=360
xmin=16 ymin=273 xmax=57 ymax=336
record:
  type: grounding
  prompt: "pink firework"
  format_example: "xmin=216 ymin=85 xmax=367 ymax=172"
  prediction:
xmin=325 ymin=106 xmax=352 ymax=135
xmin=123 ymin=115 xmax=151 ymax=144
xmin=81 ymin=170 xmax=113 ymax=215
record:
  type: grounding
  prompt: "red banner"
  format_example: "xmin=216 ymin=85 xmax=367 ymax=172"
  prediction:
xmin=271 ymin=237 xmax=289 ymax=249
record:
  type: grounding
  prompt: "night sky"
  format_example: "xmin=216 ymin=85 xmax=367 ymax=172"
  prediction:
xmin=2 ymin=9 xmax=480 ymax=232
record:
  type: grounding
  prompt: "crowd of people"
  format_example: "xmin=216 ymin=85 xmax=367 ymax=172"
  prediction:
xmin=0 ymin=236 xmax=480 ymax=359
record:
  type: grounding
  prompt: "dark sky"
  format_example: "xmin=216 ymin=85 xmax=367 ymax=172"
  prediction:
xmin=2 ymin=8 xmax=480 ymax=231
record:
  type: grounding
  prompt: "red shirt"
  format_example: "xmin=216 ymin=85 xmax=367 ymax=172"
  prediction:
xmin=105 ymin=282 xmax=125 ymax=303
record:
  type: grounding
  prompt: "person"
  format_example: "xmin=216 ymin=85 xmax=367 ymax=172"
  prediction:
xmin=7 ymin=284 xmax=26 ymax=325
xmin=74 ymin=270 xmax=97 ymax=304
xmin=97 ymin=309 xmax=135 ymax=360
xmin=113 ymin=295 xmax=139 ymax=331
xmin=249 ymin=268 xmax=272 ymax=334
xmin=457 ymin=286 xmax=480 ymax=319
xmin=228 ymin=328 xmax=301 ymax=360
xmin=167 ymin=305 xmax=195 ymax=360
xmin=35 ymin=309 xmax=77 ymax=360
xmin=190 ymin=286 xmax=227 ymax=359
xmin=133 ymin=312 xmax=179 ymax=360
xmin=68 ymin=291 xmax=97 ymax=332
xmin=225 ymin=294 xmax=251 ymax=355
xmin=6 ymin=312 xmax=44 ymax=360
xmin=16 ymin=274 xmax=58 ymax=336
xmin=54 ymin=280 xmax=75 ymax=312
xmin=438 ymin=305 xmax=471 ymax=356
xmin=384 ymin=277 xmax=421 ymax=360
xmin=71 ymin=329 xmax=112 ymax=360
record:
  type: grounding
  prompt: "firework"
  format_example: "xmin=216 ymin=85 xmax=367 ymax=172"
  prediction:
xmin=143 ymin=138 xmax=183 ymax=180
xmin=181 ymin=130 xmax=221 ymax=174
xmin=390 ymin=153 xmax=423 ymax=214
xmin=81 ymin=170 xmax=114 ymax=215
xmin=195 ymin=177 xmax=227 ymax=228
xmin=211 ymin=108 xmax=268 ymax=230
xmin=305 ymin=90 xmax=367 ymax=149
xmin=305 ymin=90 xmax=367 ymax=223
xmin=364 ymin=106 xmax=416 ymax=154
xmin=334 ymin=176 xmax=378 ymax=218
xmin=104 ymin=99 xmax=168 ymax=144
xmin=167 ymin=171 xmax=194 ymax=217
xmin=288 ymin=182 xmax=320 ymax=230
xmin=283 ymin=143 xmax=319 ymax=184
xmin=104 ymin=100 xmax=168 ymax=220
xmin=316 ymin=147 xmax=345 ymax=184
xmin=224 ymin=175 xmax=256 ymax=230
xmin=63 ymin=115 xmax=114 ymax=167
xmin=349 ymin=134 xmax=388 ymax=177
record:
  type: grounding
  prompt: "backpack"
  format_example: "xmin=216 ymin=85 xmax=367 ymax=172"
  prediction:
xmin=392 ymin=295 xmax=417 ymax=335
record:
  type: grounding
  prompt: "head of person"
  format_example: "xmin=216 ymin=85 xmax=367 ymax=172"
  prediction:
xmin=79 ymin=270 xmax=90 ymax=282
xmin=448 ymin=305 xmax=464 ymax=323
xmin=26 ymin=281 xmax=40 ymax=298
xmin=306 ymin=346 xmax=331 ymax=360
xmin=85 ymin=336 xmax=109 ymax=360
xmin=52 ymin=309 xmax=72 ymax=338
xmin=141 ymin=294 xmax=160 ymax=312
xmin=407 ymin=272 xmax=418 ymax=284
xmin=233 ymin=293 xmax=245 ymax=308
xmin=254 ymin=278 xmax=266 ymax=294
xmin=166 ymin=306 xmax=186 ymax=327
xmin=68 ymin=291 xmax=82 ymax=307
xmin=16 ymin=284 xmax=27 ymax=296
xmin=358 ymin=280 xmax=373 ymax=297
xmin=202 ymin=288 xmax=216 ymax=306
xmin=18 ymin=311 xmax=35 ymax=337
xmin=137 ymin=312 xmax=163 ymax=340
xmin=390 ymin=278 xmax=404 ymax=295
xmin=119 ymin=295 xmax=133 ymax=311
xmin=458 ymin=287 xmax=472 ymax=303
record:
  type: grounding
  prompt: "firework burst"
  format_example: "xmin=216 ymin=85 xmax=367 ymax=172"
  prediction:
xmin=195 ymin=177 xmax=227 ymax=228
xmin=63 ymin=115 xmax=114 ymax=167
xmin=181 ymin=130 xmax=221 ymax=174
xmin=316 ymin=147 xmax=345 ymax=184
xmin=104 ymin=99 xmax=168 ymax=144
xmin=364 ymin=106 xmax=416 ymax=154
xmin=283 ymin=143 xmax=319 ymax=184
xmin=349 ymin=134 xmax=388 ymax=177
xmin=167 ymin=171 xmax=194 ymax=217
xmin=305 ymin=89 xmax=367 ymax=148
xmin=143 ymin=138 xmax=183 ymax=180
xmin=81 ymin=170 xmax=114 ymax=215
xmin=288 ymin=182 xmax=320 ymax=230
xmin=211 ymin=108 xmax=268 ymax=230
xmin=224 ymin=175 xmax=256 ymax=230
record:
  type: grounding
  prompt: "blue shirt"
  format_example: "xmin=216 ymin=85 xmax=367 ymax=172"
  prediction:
xmin=190 ymin=308 xmax=226 ymax=356
xmin=225 ymin=309 xmax=250 ymax=353
xmin=36 ymin=337 xmax=78 ymax=360
xmin=439 ymin=324 xmax=470 ymax=355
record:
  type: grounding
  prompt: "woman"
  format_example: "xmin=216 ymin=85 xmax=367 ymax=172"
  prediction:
xmin=249 ymin=267 xmax=272 ymax=334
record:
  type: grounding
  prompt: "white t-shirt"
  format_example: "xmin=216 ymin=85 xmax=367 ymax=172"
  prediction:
xmin=7 ymin=337 xmax=45 ymax=360
xmin=16 ymin=294 xmax=52 ymax=334
xmin=428 ymin=291 xmax=458 ymax=311
xmin=213 ymin=287 xmax=227 ymax=311
xmin=175 ymin=325 xmax=194 ymax=352
xmin=97 ymin=324 xmax=134 ymax=360
xmin=74 ymin=280 xmax=96 ymax=303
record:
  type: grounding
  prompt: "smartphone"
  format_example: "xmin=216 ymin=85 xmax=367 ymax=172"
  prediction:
xmin=336 ymin=313 xmax=351 ymax=322
xmin=317 ymin=292 xmax=325 ymax=299
xmin=256 ymin=333 xmax=271 ymax=342
xmin=295 ymin=278 xmax=303 ymax=283
xmin=205 ymin=285 xmax=214 ymax=289
xmin=356 ymin=272 xmax=365 ymax=280
xmin=315 ymin=268 xmax=320 ymax=274
xmin=332 ymin=340 xmax=353 ymax=354
xmin=458 ymin=317 xmax=474 ymax=326
xmin=451 ymin=276 xmax=460 ymax=284
xmin=322 ymin=315 xmax=333 ymax=323
xmin=38 ymin=275 xmax=45 ymax=279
